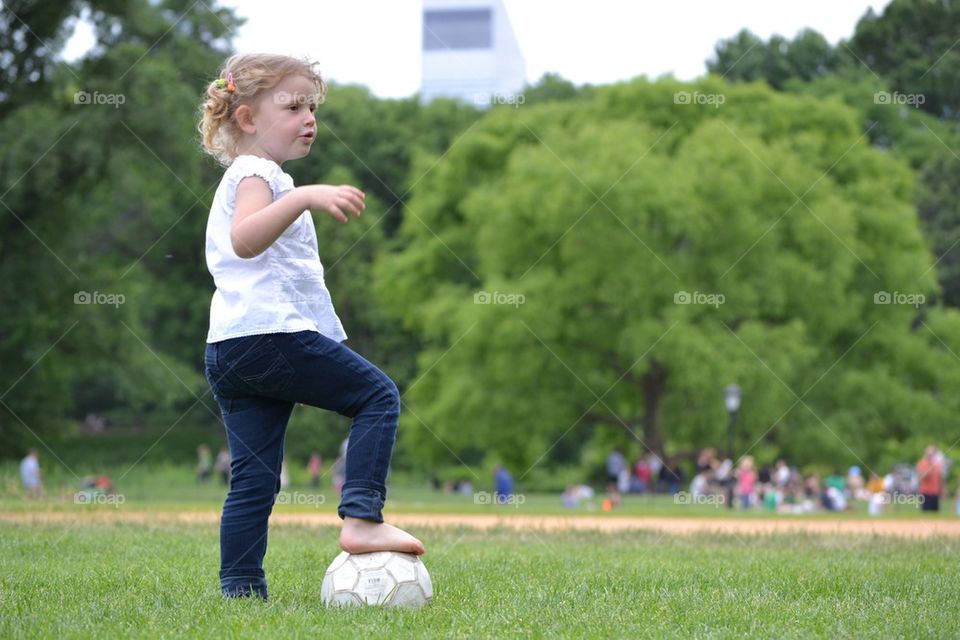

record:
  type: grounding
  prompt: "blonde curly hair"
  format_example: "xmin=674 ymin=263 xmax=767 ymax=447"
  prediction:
xmin=198 ymin=53 xmax=327 ymax=166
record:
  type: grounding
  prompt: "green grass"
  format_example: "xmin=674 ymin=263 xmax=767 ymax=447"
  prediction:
xmin=2 ymin=519 xmax=958 ymax=638
xmin=4 ymin=459 xmax=958 ymax=636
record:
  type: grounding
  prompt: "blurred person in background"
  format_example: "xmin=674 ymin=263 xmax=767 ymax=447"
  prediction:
xmin=308 ymin=451 xmax=323 ymax=489
xmin=773 ymin=459 xmax=790 ymax=489
xmin=736 ymin=456 xmax=756 ymax=510
xmin=606 ymin=448 xmax=626 ymax=506
xmin=216 ymin=446 xmax=231 ymax=485
xmin=847 ymin=465 xmax=867 ymax=501
xmin=196 ymin=444 xmax=213 ymax=484
xmin=917 ymin=445 xmax=944 ymax=512
xmin=494 ymin=465 xmax=514 ymax=505
xmin=20 ymin=449 xmax=41 ymax=499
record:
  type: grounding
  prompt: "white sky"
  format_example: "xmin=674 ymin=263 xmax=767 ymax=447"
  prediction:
xmin=63 ymin=0 xmax=893 ymax=98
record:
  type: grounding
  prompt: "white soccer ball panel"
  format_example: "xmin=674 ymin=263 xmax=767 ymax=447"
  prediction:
xmin=386 ymin=555 xmax=418 ymax=583
xmin=330 ymin=561 xmax=359 ymax=591
xmin=326 ymin=551 xmax=351 ymax=573
xmin=389 ymin=582 xmax=429 ymax=608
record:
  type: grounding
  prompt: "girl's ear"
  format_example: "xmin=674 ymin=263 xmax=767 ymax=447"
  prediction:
xmin=235 ymin=104 xmax=256 ymax=134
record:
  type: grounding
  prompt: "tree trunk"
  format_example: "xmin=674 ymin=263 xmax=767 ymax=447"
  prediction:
xmin=639 ymin=359 xmax=668 ymax=460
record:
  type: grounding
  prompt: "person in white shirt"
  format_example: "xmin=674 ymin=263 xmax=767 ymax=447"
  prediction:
xmin=198 ymin=53 xmax=423 ymax=600
xmin=20 ymin=449 xmax=41 ymax=499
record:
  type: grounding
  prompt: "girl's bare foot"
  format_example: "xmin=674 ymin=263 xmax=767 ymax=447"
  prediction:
xmin=339 ymin=517 xmax=425 ymax=555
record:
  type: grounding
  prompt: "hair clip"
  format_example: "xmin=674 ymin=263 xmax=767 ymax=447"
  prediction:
xmin=215 ymin=72 xmax=236 ymax=93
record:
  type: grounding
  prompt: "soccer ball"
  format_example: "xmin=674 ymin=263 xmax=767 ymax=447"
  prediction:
xmin=320 ymin=551 xmax=433 ymax=607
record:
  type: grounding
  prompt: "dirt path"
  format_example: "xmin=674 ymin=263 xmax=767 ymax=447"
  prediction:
xmin=3 ymin=511 xmax=960 ymax=538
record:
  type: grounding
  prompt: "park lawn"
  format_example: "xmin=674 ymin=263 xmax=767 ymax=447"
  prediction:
xmin=2 ymin=518 xmax=958 ymax=638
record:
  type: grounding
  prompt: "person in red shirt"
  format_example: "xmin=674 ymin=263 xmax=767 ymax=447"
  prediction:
xmin=634 ymin=458 xmax=652 ymax=493
xmin=917 ymin=446 xmax=944 ymax=512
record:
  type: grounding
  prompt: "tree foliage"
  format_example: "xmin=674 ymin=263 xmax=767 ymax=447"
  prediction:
xmin=376 ymin=78 xmax=960 ymax=476
xmin=0 ymin=1 xmax=479 ymax=458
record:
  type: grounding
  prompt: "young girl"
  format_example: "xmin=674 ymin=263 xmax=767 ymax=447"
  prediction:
xmin=199 ymin=53 xmax=424 ymax=600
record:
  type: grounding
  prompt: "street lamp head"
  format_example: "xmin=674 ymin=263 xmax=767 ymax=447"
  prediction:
xmin=724 ymin=384 xmax=741 ymax=413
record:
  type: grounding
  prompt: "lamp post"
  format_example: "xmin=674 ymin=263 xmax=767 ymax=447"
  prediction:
xmin=724 ymin=384 xmax=741 ymax=510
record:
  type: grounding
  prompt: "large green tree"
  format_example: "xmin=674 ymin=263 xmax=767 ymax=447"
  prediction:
xmin=375 ymin=77 xmax=960 ymax=478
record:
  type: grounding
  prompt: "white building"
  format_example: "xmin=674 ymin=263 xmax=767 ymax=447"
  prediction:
xmin=420 ymin=0 xmax=527 ymax=105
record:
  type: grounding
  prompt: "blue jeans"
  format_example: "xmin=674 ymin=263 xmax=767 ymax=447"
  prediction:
xmin=203 ymin=330 xmax=400 ymax=599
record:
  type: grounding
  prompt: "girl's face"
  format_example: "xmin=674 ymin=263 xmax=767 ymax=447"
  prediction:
xmin=240 ymin=74 xmax=318 ymax=164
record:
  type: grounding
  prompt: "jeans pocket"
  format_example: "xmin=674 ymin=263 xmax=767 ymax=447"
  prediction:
xmin=204 ymin=344 xmax=222 ymax=394
xmin=221 ymin=335 xmax=296 ymax=395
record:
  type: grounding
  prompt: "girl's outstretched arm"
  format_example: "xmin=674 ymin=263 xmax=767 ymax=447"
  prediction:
xmin=231 ymin=178 xmax=365 ymax=259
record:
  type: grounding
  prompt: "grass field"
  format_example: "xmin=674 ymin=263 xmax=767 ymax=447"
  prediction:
xmin=3 ymin=517 xmax=959 ymax=639
xmin=4 ymin=461 xmax=959 ymax=637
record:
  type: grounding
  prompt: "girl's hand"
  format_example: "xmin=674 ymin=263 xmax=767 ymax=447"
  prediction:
xmin=300 ymin=184 xmax=365 ymax=224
